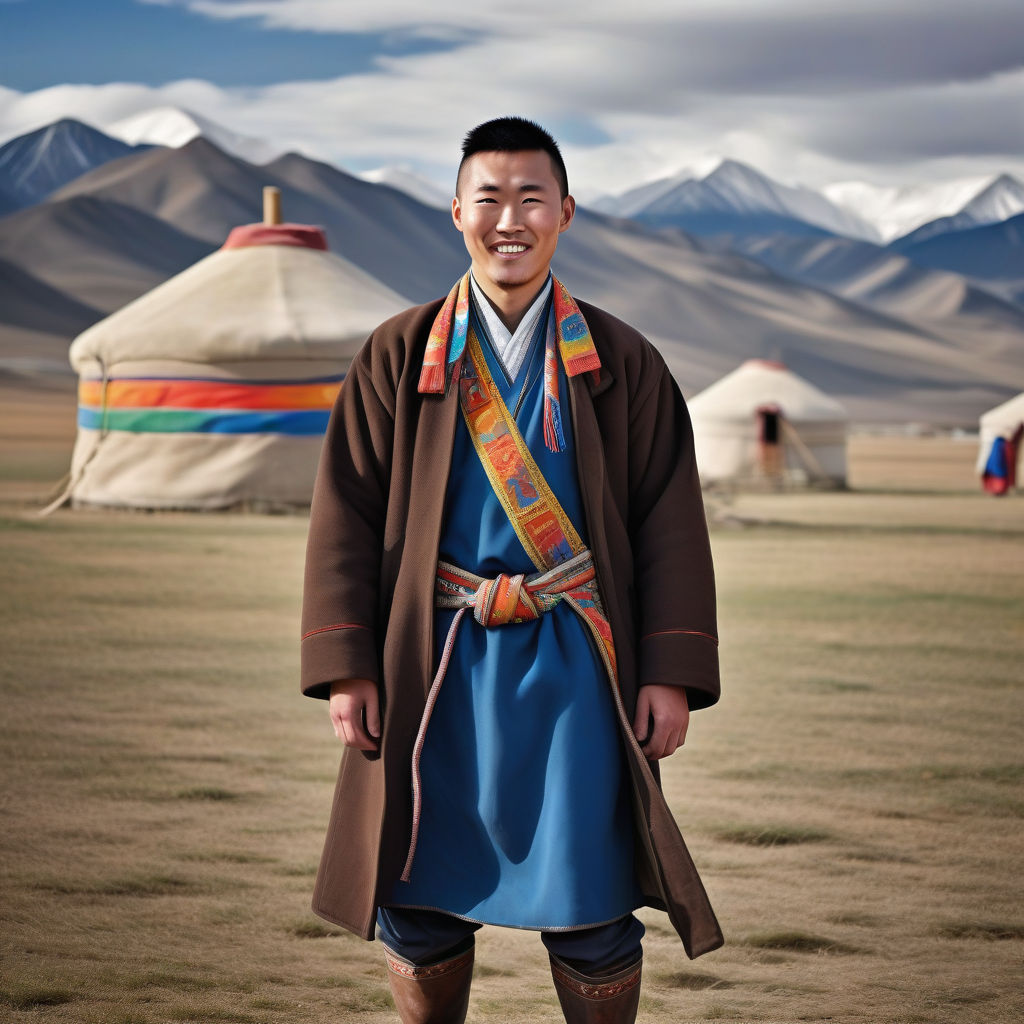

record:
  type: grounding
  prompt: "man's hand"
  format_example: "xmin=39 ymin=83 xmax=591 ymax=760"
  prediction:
xmin=329 ymin=678 xmax=381 ymax=751
xmin=632 ymin=684 xmax=689 ymax=760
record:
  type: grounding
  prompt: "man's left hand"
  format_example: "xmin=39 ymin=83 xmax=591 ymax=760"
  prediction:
xmin=632 ymin=684 xmax=689 ymax=760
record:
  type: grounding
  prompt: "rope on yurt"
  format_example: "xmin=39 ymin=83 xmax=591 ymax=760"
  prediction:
xmin=37 ymin=360 xmax=111 ymax=517
xmin=780 ymin=418 xmax=828 ymax=481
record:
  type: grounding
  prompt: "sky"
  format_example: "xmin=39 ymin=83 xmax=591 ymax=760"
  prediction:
xmin=1 ymin=0 xmax=1023 ymax=200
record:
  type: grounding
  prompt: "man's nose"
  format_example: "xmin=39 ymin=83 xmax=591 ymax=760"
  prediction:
xmin=496 ymin=202 xmax=523 ymax=232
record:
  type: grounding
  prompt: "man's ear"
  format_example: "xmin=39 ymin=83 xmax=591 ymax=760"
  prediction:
xmin=559 ymin=194 xmax=576 ymax=233
xmin=452 ymin=195 xmax=464 ymax=233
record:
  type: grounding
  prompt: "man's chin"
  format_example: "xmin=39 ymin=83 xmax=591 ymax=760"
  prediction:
xmin=479 ymin=264 xmax=542 ymax=292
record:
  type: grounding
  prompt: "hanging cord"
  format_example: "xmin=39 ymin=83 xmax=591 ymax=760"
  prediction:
xmin=36 ymin=361 xmax=110 ymax=517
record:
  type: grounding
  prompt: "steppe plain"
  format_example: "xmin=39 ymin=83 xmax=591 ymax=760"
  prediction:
xmin=1 ymin=380 xmax=1021 ymax=1024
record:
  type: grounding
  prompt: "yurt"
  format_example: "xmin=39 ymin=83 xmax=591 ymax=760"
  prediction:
xmin=976 ymin=393 xmax=1024 ymax=496
xmin=688 ymin=359 xmax=848 ymax=488
xmin=63 ymin=193 xmax=409 ymax=510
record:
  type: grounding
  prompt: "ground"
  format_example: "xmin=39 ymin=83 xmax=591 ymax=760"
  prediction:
xmin=0 ymin=380 xmax=1021 ymax=1024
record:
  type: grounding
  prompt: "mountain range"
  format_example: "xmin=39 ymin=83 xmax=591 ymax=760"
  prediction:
xmin=1 ymin=110 xmax=1023 ymax=426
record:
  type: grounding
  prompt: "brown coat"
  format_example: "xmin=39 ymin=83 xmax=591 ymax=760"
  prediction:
xmin=300 ymin=294 xmax=723 ymax=958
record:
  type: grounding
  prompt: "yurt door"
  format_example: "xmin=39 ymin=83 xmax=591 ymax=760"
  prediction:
xmin=757 ymin=404 xmax=783 ymax=480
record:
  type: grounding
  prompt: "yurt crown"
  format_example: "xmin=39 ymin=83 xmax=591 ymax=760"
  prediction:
xmin=263 ymin=185 xmax=281 ymax=225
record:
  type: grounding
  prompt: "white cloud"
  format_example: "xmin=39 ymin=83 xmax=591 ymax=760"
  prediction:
xmin=3 ymin=2 xmax=1023 ymax=199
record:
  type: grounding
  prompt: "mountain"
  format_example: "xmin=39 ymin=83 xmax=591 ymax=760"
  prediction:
xmin=889 ymin=174 xmax=1024 ymax=247
xmin=0 ymin=180 xmax=18 ymax=218
xmin=0 ymin=194 xmax=215 ymax=314
xmin=823 ymin=174 xmax=1001 ymax=244
xmin=0 ymin=118 xmax=152 ymax=212
xmin=550 ymin=210 xmax=1023 ymax=424
xmin=723 ymin=233 xmax=1024 ymax=387
xmin=0 ymin=257 xmax=106 ymax=373
xmin=360 ymin=166 xmax=451 ymax=210
xmin=48 ymin=137 xmax=467 ymax=302
xmin=4 ymin=134 xmax=1023 ymax=425
xmin=104 ymin=105 xmax=283 ymax=166
xmin=595 ymin=159 xmax=880 ymax=241
xmin=730 ymin=233 xmax=1024 ymax=322
xmin=893 ymin=211 xmax=1024 ymax=307
xmin=601 ymin=162 xmax=1024 ymax=250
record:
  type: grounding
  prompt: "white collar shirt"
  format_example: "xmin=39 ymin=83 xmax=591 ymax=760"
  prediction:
xmin=469 ymin=272 xmax=552 ymax=382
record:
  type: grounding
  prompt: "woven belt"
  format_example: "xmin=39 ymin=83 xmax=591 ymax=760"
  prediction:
xmin=400 ymin=549 xmax=600 ymax=881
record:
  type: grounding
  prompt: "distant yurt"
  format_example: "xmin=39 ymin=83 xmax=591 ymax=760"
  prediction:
xmin=688 ymin=359 xmax=848 ymax=488
xmin=976 ymin=393 xmax=1024 ymax=496
xmin=64 ymin=190 xmax=409 ymax=510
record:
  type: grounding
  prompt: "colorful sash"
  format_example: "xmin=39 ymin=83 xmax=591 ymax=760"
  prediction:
xmin=401 ymin=322 xmax=619 ymax=881
xmin=417 ymin=271 xmax=601 ymax=452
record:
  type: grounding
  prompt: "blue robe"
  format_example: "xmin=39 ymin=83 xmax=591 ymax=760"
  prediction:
xmin=386 ymin=296 xmax=642 ymax=929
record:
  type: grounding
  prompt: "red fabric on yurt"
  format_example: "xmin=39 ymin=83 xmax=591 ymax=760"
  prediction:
xmin=222 ymin=223 xmax=329 ymax=251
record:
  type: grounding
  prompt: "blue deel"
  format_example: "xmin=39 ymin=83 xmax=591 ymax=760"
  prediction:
xmin=385 ymin=297 xmax=643 ymax=930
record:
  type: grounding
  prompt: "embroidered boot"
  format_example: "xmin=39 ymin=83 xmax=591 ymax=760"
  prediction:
xmin=383 ymin=939 xmax=474 ymax=1024
xmin=548 ymin=952 xmax=642 ymax=1024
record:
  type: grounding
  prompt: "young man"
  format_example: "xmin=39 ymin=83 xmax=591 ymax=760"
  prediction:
xmin=300 ymin=117 xmax=722 ymax=1024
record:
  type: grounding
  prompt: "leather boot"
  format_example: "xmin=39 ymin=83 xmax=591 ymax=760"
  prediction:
xmin=549 ymin=951 xmax=642 ymax=1024
xmin=383 ymin=939 xmax=474 ymax=1024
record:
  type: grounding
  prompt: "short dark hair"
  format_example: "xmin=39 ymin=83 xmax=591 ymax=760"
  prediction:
xmin=457 ymin=116 xmax=569 ymax=199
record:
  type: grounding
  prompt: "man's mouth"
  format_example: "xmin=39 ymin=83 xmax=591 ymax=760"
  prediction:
xmin=494 ymin=244 xmax=528 ymax=254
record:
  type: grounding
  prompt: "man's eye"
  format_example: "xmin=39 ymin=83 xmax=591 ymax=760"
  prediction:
xmin=476 ymin=198 xmax=497 ymax=203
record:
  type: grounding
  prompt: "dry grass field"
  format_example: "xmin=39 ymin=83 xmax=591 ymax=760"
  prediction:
xmin=1 ymin=382 xmax=1022 ymax=1024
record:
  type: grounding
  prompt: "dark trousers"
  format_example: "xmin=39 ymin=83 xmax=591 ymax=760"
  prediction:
xmin=377 ymin=906 xmax=645 ymax=972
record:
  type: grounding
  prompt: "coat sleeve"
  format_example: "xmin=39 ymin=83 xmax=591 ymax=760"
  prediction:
xmin=627 ymin=345 xmax=720 ymax=711
xmin=300 ymin=335 xmax=395 ymax=701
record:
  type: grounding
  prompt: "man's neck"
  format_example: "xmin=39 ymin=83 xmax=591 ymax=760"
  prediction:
xmin=470 ymin=272 xmax=550 ymax=333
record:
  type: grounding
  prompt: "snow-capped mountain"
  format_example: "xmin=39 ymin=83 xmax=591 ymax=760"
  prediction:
xmin=823 ymin=173 xmax=1023 ymax=244
xmin=103 ymin=106 xmax=283 ymax=166
xmin=360 ymin=166 xmax=451 ymax=210
xmin=886 ymin=174 xmax=1024 ymax=247
xmin=0 ymin=118 xmax=150 ymax=210
xmin=596 ymin=158 xmax=881 ymax=242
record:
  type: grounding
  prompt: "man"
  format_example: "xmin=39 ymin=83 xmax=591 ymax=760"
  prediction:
xmin=300 ymin=117 xmax=721 ymax=1024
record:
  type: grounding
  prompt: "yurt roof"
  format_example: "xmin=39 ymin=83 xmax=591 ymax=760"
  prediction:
xmin=979 ymin=392 xmax=1024 ymax=432
xmin=69 ymin=222 xmax=410 ymax=370
xmin=688 ymin=359 xmax=848 ymax=422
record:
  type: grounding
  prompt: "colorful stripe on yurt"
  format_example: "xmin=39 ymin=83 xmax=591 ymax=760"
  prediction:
xmin=78 ymin=376 xmax=343 ymax=436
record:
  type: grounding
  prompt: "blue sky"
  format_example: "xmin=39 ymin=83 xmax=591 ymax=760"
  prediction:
xmin=0 ymin=0 xmax=454 ymax=90
xmin=1 ymin=0 xmax=1022 ymax=197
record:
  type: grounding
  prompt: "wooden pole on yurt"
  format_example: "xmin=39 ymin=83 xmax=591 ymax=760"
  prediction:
xmin=263 ymin=186 xmax=282 ymax=225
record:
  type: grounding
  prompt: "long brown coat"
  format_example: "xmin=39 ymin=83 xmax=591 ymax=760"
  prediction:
xmin=300 ymin=294 xmax=723 ymax=958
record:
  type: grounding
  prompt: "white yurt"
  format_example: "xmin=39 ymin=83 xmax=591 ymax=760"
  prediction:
xmin=687 ymin=359 xmax=848 ymax=488
xmin=975 ymin=393 xmax=1024 ymax=496
xmin=63 ymin=192 xmax=409 ymax=510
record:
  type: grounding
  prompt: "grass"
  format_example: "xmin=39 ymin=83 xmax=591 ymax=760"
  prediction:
xmin=935 ymin=922 xmax=1024 ymax=941
xmin=710 ymin=824 xmax=833 ymax=847
xmin=1 ymin=393 xmax=1023 ymax=1023
xmin=742 ymin=931 xmax=861 ymax=955
xmin=34 ymin=874 xmax=202 ymax=897
xmin=0 ymin=985 xmax=75 ymax=1009
xmin=290 ymin=919 xmax=348 ymax=939
xmin=175 ymin=786 xmax=242 ymax=801
xmin=654 ymin=970 xmax=732 ymax=990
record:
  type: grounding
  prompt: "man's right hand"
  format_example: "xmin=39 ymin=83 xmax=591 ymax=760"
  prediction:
xmin=328 ymin=678 xmax=381 ymax=750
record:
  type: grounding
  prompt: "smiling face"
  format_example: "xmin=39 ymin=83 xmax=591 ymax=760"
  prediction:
xmin=453 ymin=149 xmax=575 ymax=322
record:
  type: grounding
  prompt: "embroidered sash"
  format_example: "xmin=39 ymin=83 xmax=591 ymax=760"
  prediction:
xmin=418 ymin=271 xmax=601 ymax=452
xmin=455 ymin=319 xmax=617 ymax=683
xmin=401 ymin=307 xmax=620 ymax=882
